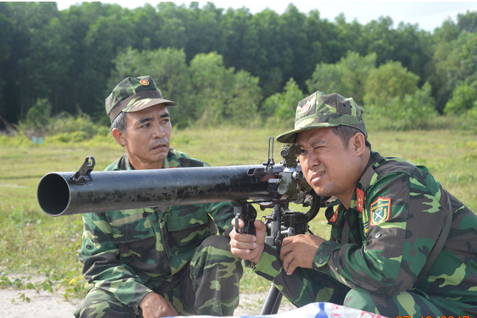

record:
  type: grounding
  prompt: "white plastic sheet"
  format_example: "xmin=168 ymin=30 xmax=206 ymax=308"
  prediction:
xmin=166 ymin=302 xmax=388 ymax=318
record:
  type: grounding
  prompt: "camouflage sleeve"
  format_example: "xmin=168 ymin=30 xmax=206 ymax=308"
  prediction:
xmin=314 ymin=168 xmax=449 ymax=295
xmin=79 ymin=211 xmax=153 ymax=309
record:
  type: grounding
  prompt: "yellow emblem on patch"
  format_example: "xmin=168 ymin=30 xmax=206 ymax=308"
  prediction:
xmin=363 ymin=222 xmax=369 ymax=237
xmin=140 ymin=79 xmax=149 ymax=86
xmin=370 ymin=197 xmax=391 ymax=226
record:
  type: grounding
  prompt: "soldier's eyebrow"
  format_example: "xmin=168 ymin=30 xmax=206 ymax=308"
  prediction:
xmin=138 ymin=117 xmax=153 ymax=125
xmin=297 ymin=139 xmax=326 ymax=148
xmin=137 ymin=112 xmax=169 ymax=124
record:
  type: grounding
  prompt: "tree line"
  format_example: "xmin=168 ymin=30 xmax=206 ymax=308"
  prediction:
xmin=0 ymin=2 xmax=476 ymax=131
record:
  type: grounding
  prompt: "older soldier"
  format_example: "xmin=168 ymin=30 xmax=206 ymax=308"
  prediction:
xmin=75 ymin=76 xmax=242 ymax=318
xmin=230 ymin=91 xmax=477 ymax=317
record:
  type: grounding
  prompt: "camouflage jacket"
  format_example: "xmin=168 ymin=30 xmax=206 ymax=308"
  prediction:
xmin=79 ymin=149 xmax=234 ymax=309
xmin=254 ymin=151 xmax=477 ymax=313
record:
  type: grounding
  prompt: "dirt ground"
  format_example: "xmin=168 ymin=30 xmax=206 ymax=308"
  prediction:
xmin=0 ymin=287 xmax=296 ymax=317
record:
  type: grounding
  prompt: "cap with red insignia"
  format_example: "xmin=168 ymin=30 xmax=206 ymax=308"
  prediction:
xmin=105 ymin=75 xmax=178 ymax=123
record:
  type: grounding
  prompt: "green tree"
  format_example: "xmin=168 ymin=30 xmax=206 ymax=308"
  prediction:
xmin=338 ymin=52 xmax=377 ymax=104
xmin=305 ymin=62 xmax=345 ymax=96
xmin=444 ymin=82 xmax=477 ymax=115
xmin=432 ymin=31 xmax=477 ymax=112
xmin=457 ymin=10 xmax=477 ymax=33
xmin=249 ymin=9 xmax=285 ymax=97
xmin=20 ymin=16 xmax=73 ymax=114
xmin=189 ymin=52 xmax=261 ymax=126
xmin=364 ymin=61 xmax=420 ymax=106
xmin=261 ymin=78 xmax=304 ymax=127
xmin=0 ymin=2 xmax=60 ymax=128
xmin=183 ymin=2 xmax=224 ymax=61
xmin=366 ymin=81 xmax=436 ymax=130
xmin=154 ymin=2 xmax=188 ymax=50
xmin=221 ymin=8 xmax=263 ymax=73
xmin=306 ymin=52 xmax=376 ymax=104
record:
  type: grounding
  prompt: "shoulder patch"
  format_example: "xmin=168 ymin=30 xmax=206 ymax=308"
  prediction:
xmin=370 ymin=197 xmax=391 ymax=226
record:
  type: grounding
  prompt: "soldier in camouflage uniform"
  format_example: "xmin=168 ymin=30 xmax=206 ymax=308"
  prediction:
xmin=74 ymin=76 xmax=243 ymax=318
xmin=230 ymin=91 xmax=477 ymax=317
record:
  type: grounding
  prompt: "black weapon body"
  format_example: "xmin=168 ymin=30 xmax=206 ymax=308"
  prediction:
xmin=38 ymin=163 xmax=285 ymax=217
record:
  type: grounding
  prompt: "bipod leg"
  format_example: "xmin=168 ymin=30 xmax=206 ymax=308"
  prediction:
xmin=259 ymin=283 xmax=283 ymax=315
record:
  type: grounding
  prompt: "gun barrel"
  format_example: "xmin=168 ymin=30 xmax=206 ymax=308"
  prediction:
xmin=37 ymin=165 xmax=281 ymax=217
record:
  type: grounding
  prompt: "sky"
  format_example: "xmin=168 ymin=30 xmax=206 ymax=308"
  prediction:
xmin=52 ymin=0 xmax=477 ymax=32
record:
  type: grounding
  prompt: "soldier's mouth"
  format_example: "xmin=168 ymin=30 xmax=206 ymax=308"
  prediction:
xmin=310 ymin=171 xmax=325 ymax=184
xmin=151 ymin=143 xmax=168 ymax=151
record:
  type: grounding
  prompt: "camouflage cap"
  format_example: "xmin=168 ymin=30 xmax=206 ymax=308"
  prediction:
xmin=276 ymin=91 xmax=367 ymax=143
xmin=105 ymin=75 xmax=178 ymax=122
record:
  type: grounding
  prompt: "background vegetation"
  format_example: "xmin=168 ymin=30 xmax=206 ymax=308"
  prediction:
xmin=1 ymin=2 xmax=477 ymax=133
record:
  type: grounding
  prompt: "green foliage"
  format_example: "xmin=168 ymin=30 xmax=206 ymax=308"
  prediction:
xmin=339 ymin=52 xmax=377 ymax=105
xmin=261 ymin=78 xmax=304 ymax=127
xmin=305 ymin=62 xmax=345 ymax=97
xmin=23 ymin=98 xmax=51 ymax=135
xmin=110 ymin=48 xmax=262 ymax=127
xmin=189 ymin=52 xmax=261 ymax=126
xmin=306 ymin=51 xmax=376 ymax=104
xmin=13 ymin=110 xmax=109 ymax=143
xmin=457 ymin=10 xmax=477 ymax=33
xmin=432 ymin=31 xmax=477 ymax=112
xmin=366 ymin=82 xmax=437 ymax=130
xmin=364 ymin=61 xmax=420 ymax=106
xmin=444 ymin=82 xmax=477 ymax=115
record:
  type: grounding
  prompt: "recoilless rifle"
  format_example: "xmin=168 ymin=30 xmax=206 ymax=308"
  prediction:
xmin=37 ymin=138 xmax=330 ymax=314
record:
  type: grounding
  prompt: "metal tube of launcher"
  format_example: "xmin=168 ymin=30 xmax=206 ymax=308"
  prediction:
xmin=37 ymin=164 xmax=282 ymax=217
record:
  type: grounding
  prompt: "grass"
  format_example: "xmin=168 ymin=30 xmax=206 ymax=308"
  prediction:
xmin=0 ymin=127 xmax=476 ymax=301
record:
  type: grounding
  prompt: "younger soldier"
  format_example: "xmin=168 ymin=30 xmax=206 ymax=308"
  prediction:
xmin=230 ymin=91 xmax=477 ymax=317
xmin=75 ymin=76 xmax=242 ymax=318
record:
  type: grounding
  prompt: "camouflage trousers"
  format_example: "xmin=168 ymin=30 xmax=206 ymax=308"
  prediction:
xmin=74 ymin=236 xmax=243 ymax=318
xmin=271 ymin=267 xmax=467 ymax=317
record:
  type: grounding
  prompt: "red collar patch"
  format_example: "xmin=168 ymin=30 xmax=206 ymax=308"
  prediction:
xmin=356 ymin=188 xmax=364 ymax=213
xmin=329 ymin=205 xmax=339 ymax=223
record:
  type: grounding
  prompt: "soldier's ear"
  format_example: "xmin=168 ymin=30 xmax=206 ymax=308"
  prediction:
xmin=112 ymin=128 xmax=127 ymax=147
xmin=352 ymin=132 xmax=366 ymax=156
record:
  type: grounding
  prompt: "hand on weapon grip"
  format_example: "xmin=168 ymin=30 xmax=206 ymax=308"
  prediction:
xmin=230 ymin=218 xmax=266 ymax=265
xmin=280 ymin=234 xmax=325 ymax=275
xmin=139 ymin=292 xmax=178 ymax=318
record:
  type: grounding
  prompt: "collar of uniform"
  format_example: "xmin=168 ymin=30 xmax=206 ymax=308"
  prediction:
xmin=324 ymin=200 xmax=344 ymax=224
xmin=120 ymin=149 xmax=178 ymax=170
xmin=357 ymin=151 xmax=383 ymax=190
xmin=349 ymin=151 xmax=383 ymax=212
xmin=162 ymin=148 xmax=181 ymax=169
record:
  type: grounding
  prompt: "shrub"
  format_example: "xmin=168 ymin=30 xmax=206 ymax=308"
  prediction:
xmin=444 ymin=82 xmax=477 ymax=115
xmin=365 ymin=82 xmax=437 ymax=130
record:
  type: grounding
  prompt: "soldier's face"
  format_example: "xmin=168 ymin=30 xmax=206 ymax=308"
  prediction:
xmin=117 ymin=104 xmax=172 ymax=170
xmin=296 ymin=127 xmax=362 ymax=204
